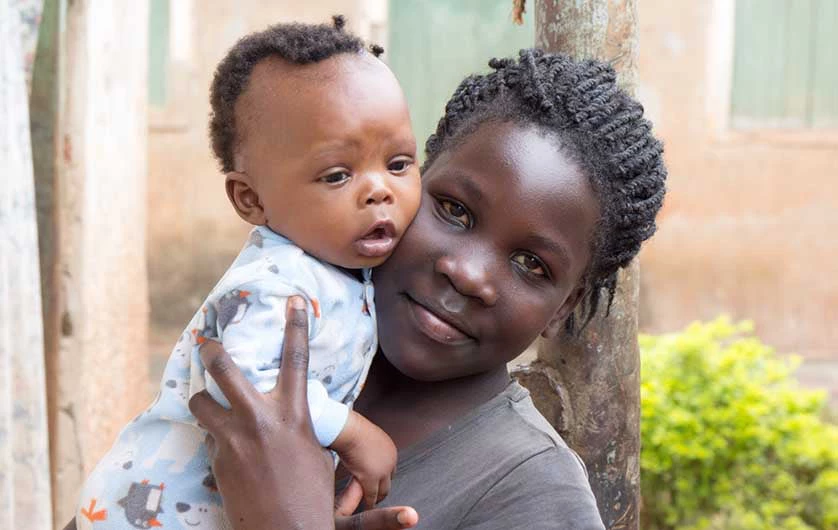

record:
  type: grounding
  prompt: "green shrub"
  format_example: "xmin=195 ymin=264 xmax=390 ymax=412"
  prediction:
xmin=640 ymin=317 xmax=838 ymax=530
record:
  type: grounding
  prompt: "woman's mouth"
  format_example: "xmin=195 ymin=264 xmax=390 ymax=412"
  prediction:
xmin=354 ymin=220 xmax=397 ymax=258
xmin=405 ymin=295 xmax=473 ymax=345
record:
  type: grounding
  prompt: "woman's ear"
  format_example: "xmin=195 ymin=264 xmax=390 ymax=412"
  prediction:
xmin=541 ymin=286 xmax=587 ymax=339
xmin=226 ymin=171 xmax=266 ymax=225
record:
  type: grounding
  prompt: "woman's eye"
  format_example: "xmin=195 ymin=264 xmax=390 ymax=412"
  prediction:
xmin=320 ymin=171 xmax=351 ymax=185
xmin=512 ymin=253 xmax=547 ymax=278
xmin=388 ymin=157 xmax=413 ymax=174
xmin=438 ymin=198 xmax=472 ymax=227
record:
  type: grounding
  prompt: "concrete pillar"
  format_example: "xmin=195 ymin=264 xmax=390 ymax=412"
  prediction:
xmin=41 ymin=0 xmax=151 ymax=524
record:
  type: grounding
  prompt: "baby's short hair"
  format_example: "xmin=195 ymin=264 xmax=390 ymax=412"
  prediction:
xmin=208 ymin=16 xmax=384 ymax=172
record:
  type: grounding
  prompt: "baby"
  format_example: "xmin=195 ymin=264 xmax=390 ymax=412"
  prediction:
xmin=76 ymin=17 xmax=421 ymax=530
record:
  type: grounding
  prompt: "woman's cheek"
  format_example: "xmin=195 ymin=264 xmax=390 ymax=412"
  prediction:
xmin=403 ymin=197 xmax=437 ymax=246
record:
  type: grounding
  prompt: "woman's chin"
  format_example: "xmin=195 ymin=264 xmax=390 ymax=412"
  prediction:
xmin=380 ymin=347 xmax=448 ymax=382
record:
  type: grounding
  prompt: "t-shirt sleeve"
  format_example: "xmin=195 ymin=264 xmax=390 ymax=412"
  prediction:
xmin=456 ymin=447 xmax=605 ymax=530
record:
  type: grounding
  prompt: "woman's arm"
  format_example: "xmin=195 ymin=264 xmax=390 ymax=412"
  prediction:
xmin=189 ymin=296 xmax=417 ymax=530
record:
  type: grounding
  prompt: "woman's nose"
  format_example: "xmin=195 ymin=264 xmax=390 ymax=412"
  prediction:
xmin=434 ymin=254 xmax=499 ymax=307
xmin=358 ymin=173 xmax=394 ymax=207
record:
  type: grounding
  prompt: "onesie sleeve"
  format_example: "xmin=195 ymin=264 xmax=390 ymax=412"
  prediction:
xmin=306 ymin=376 xmax=350 ymax=446
xmin=201 ymin=276 xmax=349 ymax=447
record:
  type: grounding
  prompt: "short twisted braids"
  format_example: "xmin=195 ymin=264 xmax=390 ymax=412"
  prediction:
xmin=209 ymin=16 xmax=384 ymax=173
xmin=424 ymin=49 xmax=667 ymax=332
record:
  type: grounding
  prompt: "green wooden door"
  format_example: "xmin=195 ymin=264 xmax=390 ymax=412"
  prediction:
xmin=387 ymin=0 xmax=535 ymax=159
xmin=731 ymin=0 xmax=838 ymax=128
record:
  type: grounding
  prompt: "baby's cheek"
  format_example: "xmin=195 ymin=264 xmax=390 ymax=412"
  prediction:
xmin=400 ymin=175 xmax=423 ymax=224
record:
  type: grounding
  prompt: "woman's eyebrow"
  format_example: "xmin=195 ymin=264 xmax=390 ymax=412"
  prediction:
xmin=448 ymin=171 xmax=485 ymax=203
xmin=529 ymin=233 xmax=571 ymax=269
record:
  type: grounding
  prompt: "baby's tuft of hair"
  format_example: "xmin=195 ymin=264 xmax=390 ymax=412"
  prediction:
xmin=424 ymin=49 xmax=667 ymax=332
xmin=209 ymin=16 xmax=385 ymax=173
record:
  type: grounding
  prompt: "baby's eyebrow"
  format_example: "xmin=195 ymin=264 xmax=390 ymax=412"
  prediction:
xmin=309 ymin=138 xmax=360 ymax=152
xmin=305 ymin=141 xmax=359 ymax=163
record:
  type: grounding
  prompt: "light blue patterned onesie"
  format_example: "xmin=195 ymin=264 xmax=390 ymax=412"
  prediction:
xmin=75 ymin=226 xmax=377 ymax=529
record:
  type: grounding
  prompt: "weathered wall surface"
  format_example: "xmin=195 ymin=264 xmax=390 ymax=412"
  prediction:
xmin=635 ymin=0 xmax=838 ymax=375
xmin=1 ymin=1 xmax=52 ymax=527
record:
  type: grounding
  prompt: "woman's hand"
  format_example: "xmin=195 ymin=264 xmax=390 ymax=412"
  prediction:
xmin=335 ymin=478 xmax=418 ymax=529
xmin=189 ymin=296 xmax=418 ymax=530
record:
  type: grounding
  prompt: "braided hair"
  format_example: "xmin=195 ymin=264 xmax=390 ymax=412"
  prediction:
xmin=209 ymin=16 xmax=384 ymax=173
xmin=424 ymin=49 xmax=666 ymax=332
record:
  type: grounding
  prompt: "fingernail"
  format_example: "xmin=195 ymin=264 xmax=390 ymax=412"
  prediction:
xmin=397 ymin=511 xmax=409 ymax=525
xmin=291 ymin=296 xmax=305 ymax=310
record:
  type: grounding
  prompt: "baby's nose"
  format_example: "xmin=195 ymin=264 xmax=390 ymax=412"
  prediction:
xmin=359 ymin=173 xmax=395 ymax=206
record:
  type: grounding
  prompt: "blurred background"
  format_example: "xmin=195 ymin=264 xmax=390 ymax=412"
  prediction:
xmin=2 ymin=0 xmax=837 ymax=529
xmin=145 ymin=0 xmax=838 ymax=403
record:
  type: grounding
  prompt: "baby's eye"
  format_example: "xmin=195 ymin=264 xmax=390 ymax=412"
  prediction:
xmin=512 ymin=252 xmax=548 ymax=278
xmin=438 ymin=198 xmax=472 ymax=228
xmin=388 ymin=157 xmax=413 ymax=174
xmin=320 ymin=171 xmax=351 ymax=185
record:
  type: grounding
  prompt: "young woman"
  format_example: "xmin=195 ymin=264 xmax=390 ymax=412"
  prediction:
xmin=188 ymin=49 xmax=667 ymax=530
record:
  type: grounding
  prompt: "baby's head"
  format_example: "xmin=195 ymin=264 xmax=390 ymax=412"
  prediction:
xmin=209 ymin=16 xmax=421 ymax=268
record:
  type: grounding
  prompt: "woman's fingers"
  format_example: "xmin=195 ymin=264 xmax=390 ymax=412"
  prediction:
xmin=205 ymin=434 xmax=217 ymax=461
xmin=188 ymin=390 xmax=228 ymax=435
xmin=276 ymin=296 xmax=310 ymax=416
xmin=199 ymin=340 xmax=258 ymax=410
xmin=335 ymin=508 xmax=419 ymax=530
xmin=335 ymin=480 xmax=417 ymax=530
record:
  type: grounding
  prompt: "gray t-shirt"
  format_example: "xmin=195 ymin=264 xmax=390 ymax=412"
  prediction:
xmin=374 ymin=382 xmax=605 ymax=529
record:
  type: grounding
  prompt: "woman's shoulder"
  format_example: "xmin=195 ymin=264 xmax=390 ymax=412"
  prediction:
xmin=384 ymin=382 xmax=604 ymax=529
xmin=459 ymin=382 xmax=604 ymax=527
xmin=398 ymin=382 xmax=583 ymax=472
xmin=457 ymin=445 xmax=605 ymax=529
xmin=478 ymin=382 xmax=582 ymax=463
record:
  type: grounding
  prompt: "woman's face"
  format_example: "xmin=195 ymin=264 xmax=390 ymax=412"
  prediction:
xmin=374 ymin=121 xmax=600 ymax=381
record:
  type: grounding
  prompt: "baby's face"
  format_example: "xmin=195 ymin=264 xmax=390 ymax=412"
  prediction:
xmin=228 ymin=53 xmax=421 ymax=269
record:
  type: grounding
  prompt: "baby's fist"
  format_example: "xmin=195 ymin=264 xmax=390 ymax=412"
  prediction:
xmin=331 ymin=411 xmax=397 ymax=509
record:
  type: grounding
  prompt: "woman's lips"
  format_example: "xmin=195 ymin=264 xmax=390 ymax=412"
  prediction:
xmin=406 ymin=297 xmax=472 ymax=345
xmin=354 ymin=220 xmax=397 ymax=258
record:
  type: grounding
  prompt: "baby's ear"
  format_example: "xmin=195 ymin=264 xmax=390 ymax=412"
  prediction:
xmin=541 ymin=286 xmax=586 ymax=339
xmin=226 ymin=171 xmax=266 ymax=226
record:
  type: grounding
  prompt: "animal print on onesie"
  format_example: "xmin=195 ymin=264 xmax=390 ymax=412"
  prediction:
xmin=75 ymin=226 xmax=377 ymax=529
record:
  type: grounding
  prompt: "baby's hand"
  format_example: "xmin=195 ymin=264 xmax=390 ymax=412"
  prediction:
xmin=331 ymin=411 xmax=397 ymax=510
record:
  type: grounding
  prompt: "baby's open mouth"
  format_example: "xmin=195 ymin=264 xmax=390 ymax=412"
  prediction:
xmin=354 ymin=220 xmax=397 ymax=258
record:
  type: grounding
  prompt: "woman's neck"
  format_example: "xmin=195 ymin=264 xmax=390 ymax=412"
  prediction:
xmin=353 ymin=354 xmax=512 ymax=450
